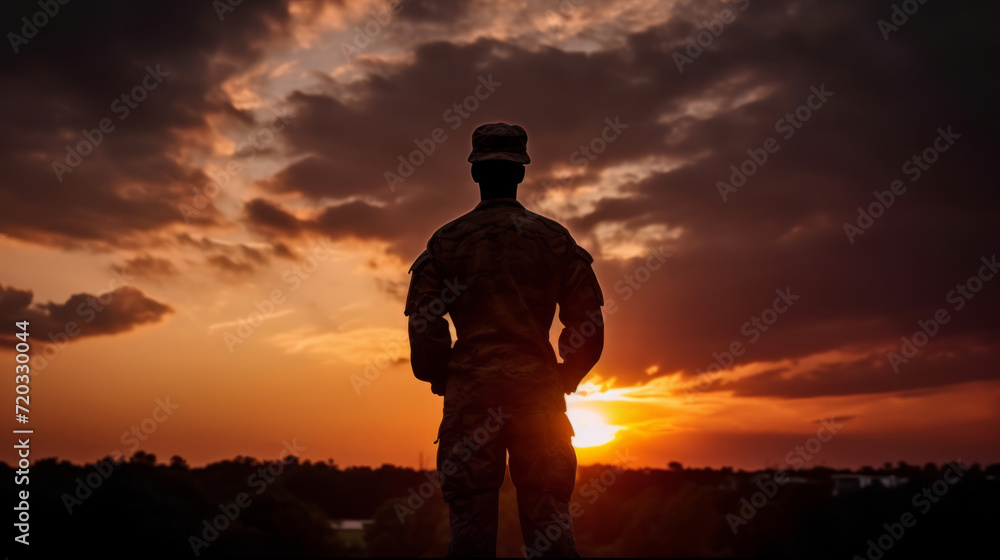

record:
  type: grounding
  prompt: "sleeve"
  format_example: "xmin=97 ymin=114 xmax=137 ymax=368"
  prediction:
xmin=556 ymin=243 xmax=605 ymax=394
xmin=403 ymin=249 xmax=454 ymax=396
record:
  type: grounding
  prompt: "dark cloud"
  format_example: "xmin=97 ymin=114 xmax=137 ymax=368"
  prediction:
xmin=244 ymin=198 xmax=304 ymax=235
xmin=576 ymin=0 xmax=1000 ymax=396
xmin=0 ymin=283 xmax=173 ymax=345
xmin=118 ymin=255 xmax=180 ymax=279
xmin=245 ymin=0 xmax=999 ymax=401
xmin=240 ymin=244 xmax=269 ymax=265
xmin=172 ymin=232 xmax=306 ymax=276
xmin=0 ymin=0 xmax=297 ymax=248
xmin=177 ymin=233 xmax=227 ymax=252
xmin=176 ymin=233 xmax=284 ymax=267
xmin=272 ymin=241 xmax=298 ymax=260
xmin=703 ymin=335 xmax=998 ymax=399
xmin=2 ymin=0 xmax=997 ymax=402
xmin=396 ymin=0 xmax=471 ymax=23
xmin=256 ymin=155 xmax=373 ymax=200
xmin=175 ymin=233 xmax=292 ymax=276
xmin=206 ymin=254 xmax=257 ymax=276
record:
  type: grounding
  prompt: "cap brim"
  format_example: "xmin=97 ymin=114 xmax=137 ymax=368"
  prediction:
xmin=468 ymin=152 xmax=531 ymax=164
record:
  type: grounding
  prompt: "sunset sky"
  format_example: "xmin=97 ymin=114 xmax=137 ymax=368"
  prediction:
xmin=1 ymin=0 xmax=997 ymax=472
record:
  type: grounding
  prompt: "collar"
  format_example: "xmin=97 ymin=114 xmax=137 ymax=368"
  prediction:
xmin=474 ymin=198 xmax=525 ymax=211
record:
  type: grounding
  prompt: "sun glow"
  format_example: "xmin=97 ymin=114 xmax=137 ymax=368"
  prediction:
xmin=566 ymin=408 xmax=625 ymax=448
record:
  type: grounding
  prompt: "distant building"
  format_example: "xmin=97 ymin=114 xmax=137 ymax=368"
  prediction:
xmin=330 ymin=519 xmax=373 ymax=548
xmin=719 ymin=475 xmax=739 ymax=491
xmin=749 ymin=473 xmax=816 ymax=485
xmin=831 ymin=474 xmax=907 ymax=496
xmin=330 ymin=519 xmax=373 ymax=530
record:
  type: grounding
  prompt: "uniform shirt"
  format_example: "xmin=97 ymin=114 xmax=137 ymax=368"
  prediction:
xmin=404 ymin=198 xmax=604 ymax=413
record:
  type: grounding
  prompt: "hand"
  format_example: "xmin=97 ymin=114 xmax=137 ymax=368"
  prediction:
xmin=431 ymin=377 xmax=448 ymax=396
xmin=557 ymin=363 xmax=578 ymax=394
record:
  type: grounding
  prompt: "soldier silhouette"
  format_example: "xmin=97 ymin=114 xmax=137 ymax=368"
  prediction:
xmin=404 ymin=123 xmax=605 ymax=557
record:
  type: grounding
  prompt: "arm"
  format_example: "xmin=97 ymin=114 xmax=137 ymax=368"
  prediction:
xmin=556 ymin=245 xmax=605 ymax=394
xmin=404 ymin=250 xmax=453 ymax=396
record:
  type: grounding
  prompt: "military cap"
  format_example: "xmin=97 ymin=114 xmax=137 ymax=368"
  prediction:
xmin=467 ymin=123 xmax=530 ymax=164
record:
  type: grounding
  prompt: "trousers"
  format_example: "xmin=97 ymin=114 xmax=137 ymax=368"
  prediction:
xmin=435 ymin=408 xmax=579 ymax=557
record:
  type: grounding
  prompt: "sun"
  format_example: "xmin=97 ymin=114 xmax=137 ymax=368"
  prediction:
xmin=566 ymin=408 xmax=625 ymax=448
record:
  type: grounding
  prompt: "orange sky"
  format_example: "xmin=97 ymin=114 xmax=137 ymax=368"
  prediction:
xmin=1 ymin=0 xmax=998 ymax=471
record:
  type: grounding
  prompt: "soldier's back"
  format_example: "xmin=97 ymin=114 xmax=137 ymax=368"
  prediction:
xmin=428 ymin=198 xmax=576 ymax=412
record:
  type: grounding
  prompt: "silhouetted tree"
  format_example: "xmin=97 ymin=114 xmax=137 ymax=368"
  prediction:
xmin=130 ymin=450 xmax=156 ymax=466
xmin=1 ymin=455 xmax=996 ymax=558
xmin=170 ymin=455 xmax=189 ymax=469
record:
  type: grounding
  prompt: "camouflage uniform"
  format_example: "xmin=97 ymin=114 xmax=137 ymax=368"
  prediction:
xmin=405 ymin=196 xmax=604 ymax=557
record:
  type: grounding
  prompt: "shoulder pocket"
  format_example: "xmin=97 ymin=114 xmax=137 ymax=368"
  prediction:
xmin=574 ymin=245 xmax=594 ymax=263
xmin=572 ymin=245 xmax=604 ymax=306
xmin=404 ymin=250 xmax=433 ymax=316
xmin=409 ymin=250 xmax=432 ymax=274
